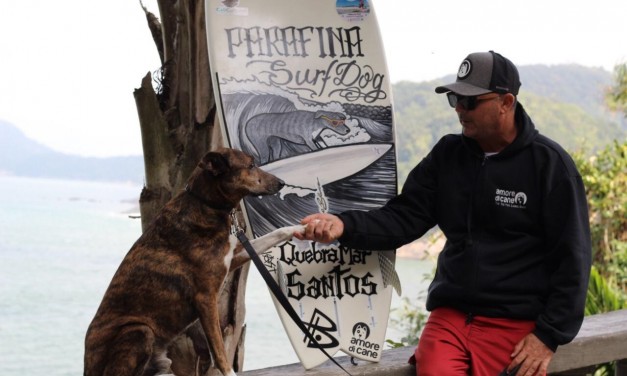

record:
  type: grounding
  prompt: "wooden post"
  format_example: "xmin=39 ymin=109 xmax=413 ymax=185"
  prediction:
xmin=135 ymin=1 xmax=247 ymax=374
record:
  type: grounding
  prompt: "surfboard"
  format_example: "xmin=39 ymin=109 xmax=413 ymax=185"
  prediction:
xmin=204 ymin=0 xmax=399 ymax=369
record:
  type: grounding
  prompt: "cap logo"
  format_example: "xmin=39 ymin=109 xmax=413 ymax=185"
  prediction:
xmin=457 ymin=60 xmax=472 ymax=79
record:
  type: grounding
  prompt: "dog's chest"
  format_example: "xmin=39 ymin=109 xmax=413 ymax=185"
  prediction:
xmin=223 ymin=234 xmax=238 ymax=268
xmin=202 ymin=232 xmax=238 ymax=268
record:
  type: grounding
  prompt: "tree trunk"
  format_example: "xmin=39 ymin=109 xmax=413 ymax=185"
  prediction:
xmin=133 ymin=1 xmax=248 ymax=373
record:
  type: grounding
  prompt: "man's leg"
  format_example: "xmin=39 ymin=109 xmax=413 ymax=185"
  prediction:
xmin=413 ymin=308 xmax=471 ymax=375
xmin=467 ymin=316 xmax=537 ymax=376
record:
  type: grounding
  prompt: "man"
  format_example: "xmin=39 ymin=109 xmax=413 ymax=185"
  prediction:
xmin=296 ymin=51 xmax=591 ymax=375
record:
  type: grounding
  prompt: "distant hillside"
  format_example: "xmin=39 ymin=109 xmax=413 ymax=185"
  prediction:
xmin=2 ymin=64 xmax=624 ymax=185
xmin=0 ymin=120 xmax=144 ymax=184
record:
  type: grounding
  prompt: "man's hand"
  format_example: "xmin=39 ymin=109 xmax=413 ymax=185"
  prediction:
xmin=294 ymin=213 xmax=344 ymax=244
xmin=508 ymin=333 xmax=554 ymax=375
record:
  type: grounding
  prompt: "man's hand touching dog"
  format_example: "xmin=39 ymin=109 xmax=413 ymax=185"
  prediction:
xmin=295 ymin=213 xmax=344 ymax=244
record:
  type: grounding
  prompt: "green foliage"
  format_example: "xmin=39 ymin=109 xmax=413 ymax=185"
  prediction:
xmin=386 ymin=296 xmax=428 ymax=348
xmin=585 ymin=266 xmax=626 ymax=315
xmin=386 ymin=234 xmax=441 ymax=348
xmin=584 ymin=266 xmax=626 ymax=376
xmin=606 ymin=63 xmax=627 ymax=117
xmin=573 ymin=140 xmax=627 ymax=296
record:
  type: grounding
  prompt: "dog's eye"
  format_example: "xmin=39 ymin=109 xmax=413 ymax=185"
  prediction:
xmin=249 ymin=163 xmax=256 ymax=169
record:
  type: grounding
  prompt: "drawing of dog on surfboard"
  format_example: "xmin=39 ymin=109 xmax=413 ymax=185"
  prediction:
xmin=242 ymin=109 xmax=350 ymax=165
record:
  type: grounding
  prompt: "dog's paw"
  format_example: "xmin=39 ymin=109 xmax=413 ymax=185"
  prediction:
xmin=279 ymin=224 xmax=306 ymax=239
xmin=267 ymin=224 xmax=304 ymax=244
xmin=289 ymin=224 xmax=307 ymax=235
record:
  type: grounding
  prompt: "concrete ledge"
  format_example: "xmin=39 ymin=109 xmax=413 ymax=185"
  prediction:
xmin=241 ymin=309 xmax=627 ymax=376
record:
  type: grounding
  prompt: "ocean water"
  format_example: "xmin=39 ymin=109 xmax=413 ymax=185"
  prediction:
xmin=0 ymin=176 xmax=432 ymax=375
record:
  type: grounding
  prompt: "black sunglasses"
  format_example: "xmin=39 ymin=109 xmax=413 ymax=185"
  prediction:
xmin=447 ymin=92 xmax=499 ymax=110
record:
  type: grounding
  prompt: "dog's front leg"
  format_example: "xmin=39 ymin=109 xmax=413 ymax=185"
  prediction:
xmin=249 ymin=224 xmax=306 ymax=251
xmin=195 ymin=290 xmax=236 ymax=376
xmin=229 ymin=225 xmax=305 ymax=270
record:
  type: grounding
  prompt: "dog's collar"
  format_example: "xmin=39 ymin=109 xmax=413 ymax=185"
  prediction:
xmin=185 ymin=185 xmax=233 ymax=212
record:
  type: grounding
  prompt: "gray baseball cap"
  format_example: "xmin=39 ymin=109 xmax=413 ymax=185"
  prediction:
xmin=435 ymin=51 xmax=521 ymax=96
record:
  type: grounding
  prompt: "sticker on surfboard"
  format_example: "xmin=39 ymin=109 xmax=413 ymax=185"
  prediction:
xmin=205 ymin=0 xmax=400 ymax=369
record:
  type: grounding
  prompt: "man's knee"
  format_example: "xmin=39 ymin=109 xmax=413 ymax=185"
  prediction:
xmin=414 ymin=341 xmax=469 ymax=375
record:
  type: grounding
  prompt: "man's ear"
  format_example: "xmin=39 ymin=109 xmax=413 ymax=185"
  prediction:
xmin=198 ymin=152 xmax=229 ymax=176
xmin=503 ymin=93 xmax=517 ymax=110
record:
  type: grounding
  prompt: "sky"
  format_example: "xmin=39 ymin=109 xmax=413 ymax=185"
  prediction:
xmin=0 ymin=0 xmax=625 ymax=158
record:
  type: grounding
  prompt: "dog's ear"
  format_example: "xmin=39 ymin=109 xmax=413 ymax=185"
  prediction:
xmin=199 ymin=152 xmax=230 ymax=176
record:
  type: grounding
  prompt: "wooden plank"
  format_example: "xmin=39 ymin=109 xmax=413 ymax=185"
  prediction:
xmin=241 ymin=346 xmax=414 ymax=376
xmin=548 ymin=309 xmax=627 ymax=373
xmin=242 ymin=310 xmax=627 ymax=376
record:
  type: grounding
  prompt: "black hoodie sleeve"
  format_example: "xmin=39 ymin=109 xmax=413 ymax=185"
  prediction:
xmin=337 ymin=146 xmax=440 ymax=250
xmin=533 ymin=167 xmax=592 ymax=351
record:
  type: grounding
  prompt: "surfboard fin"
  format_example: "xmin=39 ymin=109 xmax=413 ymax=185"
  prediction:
xmin=378 ymin=251 xmax=402 ymax=296
xmin=277 ymin=260 xmax=288 ymax=296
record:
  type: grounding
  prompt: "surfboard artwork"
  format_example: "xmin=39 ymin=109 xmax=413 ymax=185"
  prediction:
xmin=205 ymin=0 xmax=399 ymax=369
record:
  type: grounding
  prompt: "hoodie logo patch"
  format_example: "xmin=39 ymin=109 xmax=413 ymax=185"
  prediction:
xmin=495 ymin=188 xmax=527 ymax=209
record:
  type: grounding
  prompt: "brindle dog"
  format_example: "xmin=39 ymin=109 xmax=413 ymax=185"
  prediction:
xmin=84 ymin=148 xmax=304 ymax=376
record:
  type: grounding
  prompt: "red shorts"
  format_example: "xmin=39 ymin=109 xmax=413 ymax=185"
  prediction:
xmin=410 ymin=307 xmax=539 ymax=375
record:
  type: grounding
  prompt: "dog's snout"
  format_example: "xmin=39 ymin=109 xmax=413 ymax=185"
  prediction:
xmin=277 ymin=179 xmax=285 ymax=189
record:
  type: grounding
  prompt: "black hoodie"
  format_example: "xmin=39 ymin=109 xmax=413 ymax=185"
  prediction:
xmin=337 ymin=103 xmax=591 ymax=351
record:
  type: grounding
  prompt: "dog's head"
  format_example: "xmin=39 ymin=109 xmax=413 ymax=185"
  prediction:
xmin=186 ymin=148 xmax=285 ymax=209
xmin=315 ymin=110 xmax=350 ymax=135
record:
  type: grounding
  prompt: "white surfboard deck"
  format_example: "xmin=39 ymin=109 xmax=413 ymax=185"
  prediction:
xmin=205 ymin=0 xmax=398 ymax=369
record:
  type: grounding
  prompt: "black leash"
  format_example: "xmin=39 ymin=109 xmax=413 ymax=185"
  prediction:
xmin=236 ymin=230 xmax=352 ymax=376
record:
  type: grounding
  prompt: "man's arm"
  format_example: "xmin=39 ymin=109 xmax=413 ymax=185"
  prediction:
xmin=534 ymin=174 xmax=592 ymax=351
